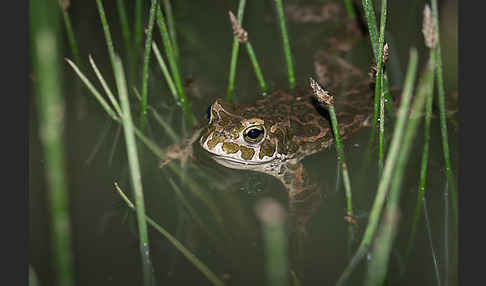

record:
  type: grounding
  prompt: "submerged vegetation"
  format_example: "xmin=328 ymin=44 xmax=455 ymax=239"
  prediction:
xmin=30 ymin=0 xmax=457 ymax=286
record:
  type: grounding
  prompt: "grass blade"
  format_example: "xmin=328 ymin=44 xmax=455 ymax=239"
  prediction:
xmin=336 ymin=48 xmax=418 ymax=286
xmin=31 ymin=1 xmax=75 ymax=284
xmin=156 ymin=5 xmax=194 ymax=126
xmin=114 ymin=55 xmax=154 ymax=286
xmin=365 ymin=52 xmax=434 ymax=286
xmin=152 ymin=42 xmax=178 ymax=101
xmin=140 ymin=0 xmax=158 ymax=130
xmin=256 ymin=199 xmax=289 ymax=286
xmin=163 ymin=0 xmax=179 ymax=64
xmin=114 ymin=183 xmax=226 ymax=286
xmin=430 ymin=0 xmax=458 ymax=226
xmin=60 ymin=1 xmax=82 ymax=70
xmin=228 ymin=11 xmax=268 ymax=94
xmin=406 ymin=4 xmax=437 ymax=262
xmin=88 ymin=55 xmax=123 ymax=116
xmin=274 ymin=0 xmax=295 ymax=89
xmin=309 ymin=78 xmax=356 ymax=249
xmin=226 ymin=0 xmax=247 ymax=101
xmin=95 ymin=0 xmax=118 ymax=77
xmin=66 ymin=58 xmax=120 ymax=121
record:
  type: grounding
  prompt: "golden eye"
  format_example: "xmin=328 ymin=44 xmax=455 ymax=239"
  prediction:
xmin=243 ymin=126 xmax=265 ymax=143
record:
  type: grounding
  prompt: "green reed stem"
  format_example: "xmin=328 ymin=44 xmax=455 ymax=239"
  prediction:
xmin=152 ymin=42 xmax=178 ymax=101
xmin=66 ymin=58 xmax=120 ymax=121
xmin=116 ymin=0 xmax=135 ymax=83
xmin=116 ymin=0 xmax=131 ymax=53
xmin=336 ymin=49 xmax=418 ymax=286
xmin=227 ymin=0 xmax=247 ymax=101
xmin=134 ymin=0 xmax=143 ymax=56
xmin=114 ymin=183 xmax=226 ymax=286
xmin=365 ymin=55 xmax=432 ymax=286
xmin=88 ymin=55 xmax=123 ymax=116
xmin=32 ymin=1 xmax=74 ymax=284
xmin=70 ymin=55 xmax=227 ymax=256
xmin=344 ymin=0 xmax=356 ymax=19
xmin=163 ymin=0 xmax=179 ymax=64
xmin=310 ymin=77 xmax=356 ymax=250
xmin=431 ymin=0 xmax=457 ymax=226
xmin=371 ymin=0 xmax=386 ymax=161
xmin=156 ymin=5 xmax=194 ymax=126
xmin=256 ymin=199 xmax=289 ymax=286
xmin=362 ymin=0 xmax=379 ymax=58
xmin=246 ymin=42 xmax=268 ymax=94
xmin=424 ymin=197 xmax=442 ymax=286
xmin=140 ymin=0 xmax=158 ymax=130
xmin=331 ymin=104 xmax=357 ymax=249
xmin=95 ymin=0 xmax=119 ymax=78
xmin=114 ymin=56 xmax=154 ymax=286
xmin=290 ymin=270 xmax=302 ymax=286
xmin=274 ymin=0 xmax=295 ymax=89
xmin=61 ymin=7 xmax=82 ymax=70
xmin=132 ymin=87 xmax=179 ymax=142
xmin=378 ymin=91 xmax=385 ymax=177
xmin=361 ymin=0 xmax=395 ymax=120
xmin=406 ymin=50 xmax=435 ymax=262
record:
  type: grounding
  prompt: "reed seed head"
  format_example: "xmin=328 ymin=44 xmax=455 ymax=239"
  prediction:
xmin=309 ymin=77 xmax=334 ymax=106
xmin=422 ymin=4 xmax=438 ymax=49
xmin=228 ymin=11 xmax=248 ymax=43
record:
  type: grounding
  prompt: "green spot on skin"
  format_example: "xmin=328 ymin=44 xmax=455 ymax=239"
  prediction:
xmin=259 ymin=139 xmax=276 ymax=159
xmin=239 ymin=146 xmax=255 ymax=160
xmin=222 ymin=142 xmax=239 ymax=154
xmin=207 ymin=135 xmax=222 ymax=150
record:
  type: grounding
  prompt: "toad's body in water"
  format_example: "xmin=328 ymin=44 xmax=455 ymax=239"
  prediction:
xmin=160 ymin=19 xmax=373 ymax=234
xmin=200 ymin=84 xmax=371 ymax=196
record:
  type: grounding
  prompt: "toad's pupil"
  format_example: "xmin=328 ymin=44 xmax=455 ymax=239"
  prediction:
xmin=247 ymin=128 xmax=262 ymax=139
xmin=207 ymin=104 xmax=212 ymax=119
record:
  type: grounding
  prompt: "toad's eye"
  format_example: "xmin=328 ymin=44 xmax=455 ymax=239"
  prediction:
xmin=243 ymin=126 xmax=265 ymax=143
xmin=207 ymin=104 xmax=212 ymax=120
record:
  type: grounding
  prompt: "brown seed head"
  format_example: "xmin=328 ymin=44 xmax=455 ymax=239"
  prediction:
xmin=309 ymin=77 xmax=334 ymax=106
xmin=59 ymin=0 xmax=70 ymax=11
xmin=228 ymin=11 xmax=248 ymax=44
xmin=422 ymin=4 xmax=438 ymax=48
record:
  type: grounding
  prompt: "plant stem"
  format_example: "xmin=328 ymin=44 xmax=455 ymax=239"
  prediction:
xmin=344 ymin=0 xmax=356 ymax=19
xmin=95 ymin=0 xmax=118 ymax=77
xmin=114 ymin=55 xmax=154 ymax=286
xmin=116 ymin=0 xmax=134 ymax=83
xmin=114 ymin=183 xmax=226 ymax=286
xmin=274 ymin=0 xmax=295 ymax=89
xmin=88 ymin=55 xmax=123 ymax=116
xmin=378 ymin=90 xmax=385 ymax=177
xmin=256 ymin=199 xmax=289 ymax=286
xmin=66 ymin=58 xmax=120 ymax=121
xmin=365 ymin=54 xmax=433 ymax=286
xmin=406 ymin=50 xmax=435 ymax=262
xmin=134 ymin=0 xmax=143 ymax=57
xmin=430 ymin=0 xmax=458 ymax=226
xmin=61 ymin=7 xmax=82 ymax=70
xmin=32 ymin=1 xmax=74 ymax=284
xmin=246 ymin=42 xmax=268 ymax=94
xmin=163 ymin=0 xmax=179 ymax=64
xmin=309 ymin=78 xmax=356 ymax=249
xmin=140 ymin=0 xmax=158 ymax=130
xmin=152 ymin=42 xmax=178 ymax=101
xmin=226 ymin=0 xmax=247 ymax=101
xmin=371 ymin=0 xmax=387 ymax=170
xmin=336 ymin=49 xmax=418 ymax=286
xmin=156 ymin=5 xmax=194 ymax=126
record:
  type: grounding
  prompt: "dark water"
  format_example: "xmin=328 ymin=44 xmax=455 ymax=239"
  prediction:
xmin=29 ymin=0 xmax=458 ymax=285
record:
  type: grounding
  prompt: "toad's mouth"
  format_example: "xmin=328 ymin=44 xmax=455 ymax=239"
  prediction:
xmin=209 ymin=154 xmax=275 ymax=170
